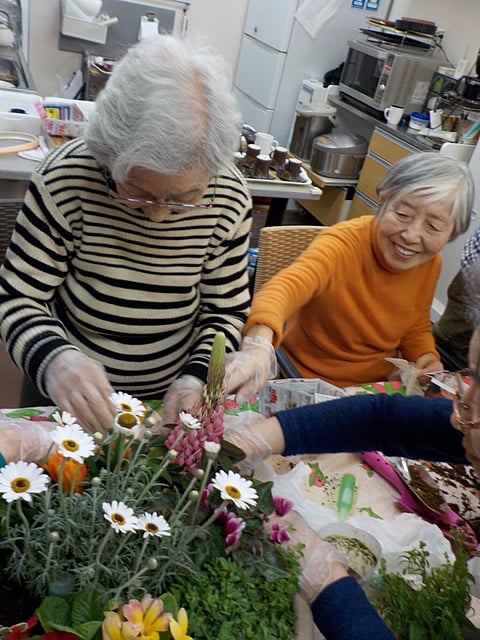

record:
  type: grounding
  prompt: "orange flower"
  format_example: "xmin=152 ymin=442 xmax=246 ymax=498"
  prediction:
xmin=44 ymin=450 xmax=86 ymax=493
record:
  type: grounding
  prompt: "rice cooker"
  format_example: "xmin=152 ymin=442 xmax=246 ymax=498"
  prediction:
xmin=310 ymin=132 xmax=368 ymax=179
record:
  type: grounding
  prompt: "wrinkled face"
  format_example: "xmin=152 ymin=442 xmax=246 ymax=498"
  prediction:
xmin=375 ymin=193 xmax=454 ymax=271
xmin=115 ymin=166 xmax=212 ymax=223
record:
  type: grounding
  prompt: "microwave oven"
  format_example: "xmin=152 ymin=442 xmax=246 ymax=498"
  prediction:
xmin=339 ymin=39 xmax=441 ymax=117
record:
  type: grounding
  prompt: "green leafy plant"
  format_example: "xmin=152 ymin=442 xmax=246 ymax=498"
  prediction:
xmin=376 ymin=540 xmax=477 ymax=639
xmin=0 ymin=332 xmax=302 ymax=639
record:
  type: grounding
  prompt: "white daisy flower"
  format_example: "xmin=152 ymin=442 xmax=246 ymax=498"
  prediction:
xmin=102 ymin=500 xmax=139 ymax=534
xmin=0 ymin=461 xmax=50 ymax=503
xmin=51 ymin=424 xmax=96 ymax=463
xmin=51 ymin=410 xmax=78 ymax=427
xmin=179 ymin=411 xmax=201 ymax=430
xmin=212 ymin=469 xmax=258 ymax=510
xmin=113 ymin=412 xmax=144 ymax=439
xmin=109 ymin=392 xmax=146 ymax=417
xmin=137 ymin=512 xmax=171 ymax=538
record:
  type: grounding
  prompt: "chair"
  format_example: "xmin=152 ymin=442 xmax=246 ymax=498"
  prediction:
xmin=252 ymin=225 xmax=325 ymax=377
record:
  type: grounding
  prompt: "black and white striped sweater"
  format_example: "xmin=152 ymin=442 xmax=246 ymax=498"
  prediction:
xmin=0 ymin=138 xmax=252 ymax=399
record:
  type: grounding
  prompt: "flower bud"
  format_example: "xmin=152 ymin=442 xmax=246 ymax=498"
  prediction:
xmin=49 ymin=531 xmax=60 ymax=543
xmin=189 ymin=490 xmax=200 ymax=503
xmin=91 ymin=476 xmax=102 ymax=487
xmin=167 ymin=449 xmax=178 ymax=460
xmin=147 ymin=557 xmax=158 ymax=570
xmin=144 ymin=415 xmax=156 ymax=429
xmin=194 ymin=469 xmax=205 ymax=480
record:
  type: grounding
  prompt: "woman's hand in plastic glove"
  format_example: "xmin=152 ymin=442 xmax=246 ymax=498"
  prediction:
xmin=44 ymin=349 xmax=116 ymax=435
xmin=224 ymin=334 xmax=277 ymax=403
xmin=0 ymin=419 xmax=56 ymax=464
xmin=265 ymin=511 xmax=348 ymax=603
xmin=162 ymin=375 xmax=204 ymax=426
xmin=223 ymin=420 xmax=275 ymax=474
xmin=415 ymin=353 xmax=443 ymax=376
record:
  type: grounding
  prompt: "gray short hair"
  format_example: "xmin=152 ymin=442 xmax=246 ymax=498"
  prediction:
xmin=84 ymin=35 xmax=242 ymax=182
xmin=376 ymin=152 xmax=475 ymax=241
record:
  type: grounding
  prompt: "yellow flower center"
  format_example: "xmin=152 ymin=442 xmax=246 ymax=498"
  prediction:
xmin=145 ymin=523 xmax=159 ymax=533
xmin=12 ymin=477 xmax=31 ymax=493
xmin=112 ymin=512 xmax=126 ymax=525
xmin=62 ymin=439 xmax=80 ymax=452
xmin=120 ymin=402 xmax=133 ymax=412
xmin=225 ymin=485 xmax=241 ymax=499
xmin=118 ymin=413 xmax=138 ymax=429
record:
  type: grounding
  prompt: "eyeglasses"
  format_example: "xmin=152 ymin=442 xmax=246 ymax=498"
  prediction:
xmin=104 ymin=175 xmax=217 ymax=210
xmin=452 ymin=369 xmax=480 ymax=434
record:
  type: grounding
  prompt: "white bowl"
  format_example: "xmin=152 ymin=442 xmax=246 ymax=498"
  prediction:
xmin=319 ymin=522 xmax=382 ymax=584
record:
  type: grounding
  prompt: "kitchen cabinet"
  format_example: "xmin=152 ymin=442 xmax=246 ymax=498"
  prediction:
xmin=348 ymin=127 xmax=420 ymax=218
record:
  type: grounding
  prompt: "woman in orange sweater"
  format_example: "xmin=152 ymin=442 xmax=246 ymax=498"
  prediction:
xmin=225 ymin=152 xmax=474 ymax=399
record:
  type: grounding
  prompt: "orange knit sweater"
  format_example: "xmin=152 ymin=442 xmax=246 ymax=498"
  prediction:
xmin=245 ymin=216 xmax=441 ymax=387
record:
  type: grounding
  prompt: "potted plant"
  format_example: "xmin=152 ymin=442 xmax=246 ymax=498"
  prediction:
xmin=0 ymin=332 xmax=306 ymax=640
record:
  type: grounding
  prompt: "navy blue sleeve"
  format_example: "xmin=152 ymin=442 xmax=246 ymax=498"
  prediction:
xmin=311 ymin=576 xmax=396 ymax=640
xmin=275 ymin=394 xmax=468 ymax=464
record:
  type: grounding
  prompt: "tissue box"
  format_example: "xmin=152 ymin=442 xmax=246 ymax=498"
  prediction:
xmin=42 ymin=97 xmax=96 ymax=138
xmin=61 ymin=15 xmax=108 ymax=44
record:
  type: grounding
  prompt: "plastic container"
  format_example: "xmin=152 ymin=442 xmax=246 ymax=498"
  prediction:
xmin=408 ymin=111 xmax=430 ymax=130
xmin=319 ymin=522 xmax=381 ymax=584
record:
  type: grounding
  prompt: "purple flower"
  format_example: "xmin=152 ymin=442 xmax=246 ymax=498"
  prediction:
xmin=273 ymin=496 xmax=294 ymax=517
xmin=269 ymin=522 xmax=291 ymax=544
xmin=223 ymin=512 xmax=245 ymax=547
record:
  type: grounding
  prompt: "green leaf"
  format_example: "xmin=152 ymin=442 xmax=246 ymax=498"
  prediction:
xmin=71 ymin=588 xmax=108 ymax=626
xmin=74 ymin=621 xmax=103 ymax=640
xmin=4 ymin=408 xmax=45 ymax=418
xmin=36 ymin=595 xmax=72 ymax=631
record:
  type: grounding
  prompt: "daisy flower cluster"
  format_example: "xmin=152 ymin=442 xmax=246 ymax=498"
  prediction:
xmin=0 ymin=333 xmax=302 ymax=640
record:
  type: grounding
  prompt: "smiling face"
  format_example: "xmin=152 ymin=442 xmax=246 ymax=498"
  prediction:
xmin=115 ymin=166 xmax=212 ymax=223
xmin=375 ymin=193 xmax=454 ymax=271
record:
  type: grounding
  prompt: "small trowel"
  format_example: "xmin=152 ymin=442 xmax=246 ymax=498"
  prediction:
xmin=385 ymin=456 xmax=448 ymax=515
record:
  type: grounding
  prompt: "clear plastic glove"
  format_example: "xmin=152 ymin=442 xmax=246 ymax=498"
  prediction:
xmin=223 ymin=422 xmax=273 ymax=474
xmin=0 ymin=419 xmax=56 ymax=464
xmin=415 ymin=353 xmax=443 ymax=376
xmin=162 ymin=374 xmax=204 ymax=426
xmin=44 ymin=349 xmax=116 ymax=435
xmin=265 ymin=511 xmax=348 ymax=603
xmin=224 ymin=336 xmax=277 ymax=403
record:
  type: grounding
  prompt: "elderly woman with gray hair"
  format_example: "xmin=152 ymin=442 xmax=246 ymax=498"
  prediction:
xmin=0 ymin=34 xmax=252 ymax=433
xmin=225 ymin=152 xmax=475 ymax=400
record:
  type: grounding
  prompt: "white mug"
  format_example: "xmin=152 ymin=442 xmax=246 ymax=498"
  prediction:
xmin=384 ymin=105 xmax=405 ymax=126
xmin=254 ymin=132 xmax=279 ymax=156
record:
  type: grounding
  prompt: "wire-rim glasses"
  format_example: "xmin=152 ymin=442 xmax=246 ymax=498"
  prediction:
xmin=104 ymin=174 xmax=217 ymax=210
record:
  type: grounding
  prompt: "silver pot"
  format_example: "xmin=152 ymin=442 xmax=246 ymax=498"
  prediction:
xmin=310 ymin=132 xmax=368 ymax=179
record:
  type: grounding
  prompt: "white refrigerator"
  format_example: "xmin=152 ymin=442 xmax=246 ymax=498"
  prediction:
xmin=233 ymin=0 xmax=380 ymax=146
